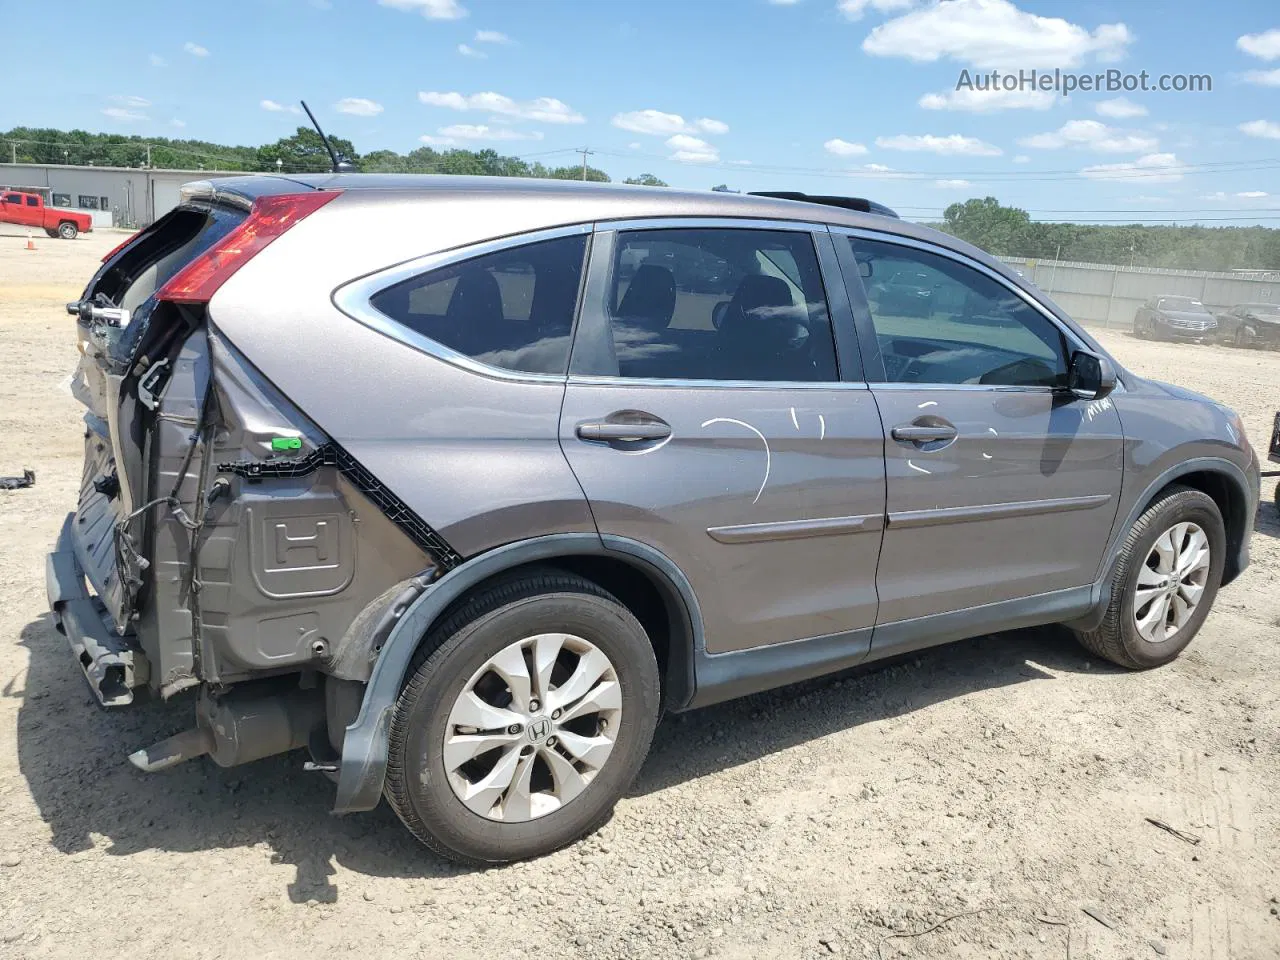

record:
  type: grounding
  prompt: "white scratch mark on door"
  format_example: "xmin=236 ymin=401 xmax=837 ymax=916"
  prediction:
xmin=907 ymin=460 xmax=931 ymax=475
xmin=818 ymin=414 xmax=826 ymax=440
xmin=789 ymin=406 xmax=799 ymax=431
xmin=702 ymin=417 xmax=771 ymax=505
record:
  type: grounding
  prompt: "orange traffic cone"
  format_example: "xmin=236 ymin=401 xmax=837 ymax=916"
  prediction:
xmin=25 ymin=232 xmax=36 ymax=251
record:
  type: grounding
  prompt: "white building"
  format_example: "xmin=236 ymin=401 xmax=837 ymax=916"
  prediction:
xmin=0 ymin=162 xmax=251 ymax=228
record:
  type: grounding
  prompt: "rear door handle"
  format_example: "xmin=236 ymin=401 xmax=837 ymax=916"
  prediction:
xmin=576 ymin=420 xmax=672 ymax=442
xmin=891 ymin=420 xmax=958 ymax=444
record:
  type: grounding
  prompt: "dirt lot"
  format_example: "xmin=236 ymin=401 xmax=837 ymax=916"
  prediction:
xmin=1 ymin=230 xmax=1278 ymax=960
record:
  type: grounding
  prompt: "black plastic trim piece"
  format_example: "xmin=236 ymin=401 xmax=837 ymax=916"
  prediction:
xmin=218 ymin=442 xmax=463 ymax=570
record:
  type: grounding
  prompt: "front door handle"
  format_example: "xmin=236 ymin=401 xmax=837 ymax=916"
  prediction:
xmin=891 ymin=419 xmax=958 ymax=445
xmin=576 ymin=420 xmax=672 ymax=442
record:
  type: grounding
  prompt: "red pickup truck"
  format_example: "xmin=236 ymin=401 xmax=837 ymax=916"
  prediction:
xmin=0 ymin=191 xmax=94 ymax=239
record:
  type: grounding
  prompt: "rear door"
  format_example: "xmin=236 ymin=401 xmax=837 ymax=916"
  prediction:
xmin=561 ymin=220 xmax=886 ymax=655
xmin=833 ymin=229 xmax=1124 ymax=634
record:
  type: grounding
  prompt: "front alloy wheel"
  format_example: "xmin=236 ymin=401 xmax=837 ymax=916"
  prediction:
xmin=1073 ymin=485 xmax=1225 ymax=669
xmin=1132 ymin=522 xmax=1211 ymax=644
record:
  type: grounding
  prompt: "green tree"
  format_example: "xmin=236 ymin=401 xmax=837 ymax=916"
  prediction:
xmin=256 ymin=127 xmax=359 ymax=173
xmin=624 ymin=173 xmax=668 ymax=186
xmin=941 ymin=197 xmax=1032 ymax=256
xmin=711 ymin=184 xmax=738 ymax=193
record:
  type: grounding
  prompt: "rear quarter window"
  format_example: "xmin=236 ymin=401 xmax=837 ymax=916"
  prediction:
xmin=370 ymin=234 xmax=588 ymax=376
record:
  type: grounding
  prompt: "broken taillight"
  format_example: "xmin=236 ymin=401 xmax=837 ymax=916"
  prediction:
xmin=156 ymin=191 xmax=340 ymax=304
xmin=100 ymin=232 xmax=140 ymax=264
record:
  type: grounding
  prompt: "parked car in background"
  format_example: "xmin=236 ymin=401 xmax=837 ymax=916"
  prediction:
xmin=49 ymin=176 xmax=1259 ymax=864
xmin=1215 ymin=302 xmax=1280 ymax=349
xmin=0 ymin=190 xmax=93 ymax=239
xmin=1133 ymin=296 xmax=1217 ymax=342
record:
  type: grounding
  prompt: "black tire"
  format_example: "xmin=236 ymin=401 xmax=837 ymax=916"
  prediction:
xmin=385 ymin=570 xmax=661 ymax=865
xmin=1074 ymin=485 xmax=1225 ymax=669
xmin=57 ymin=221 xmax=78 ymax=240
xmin=44 ymin=228 xmax=57 ymax=239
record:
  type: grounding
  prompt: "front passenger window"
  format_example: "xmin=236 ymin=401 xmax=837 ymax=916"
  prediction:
xmin=850 ymin=237 xmax=1068 ymax=388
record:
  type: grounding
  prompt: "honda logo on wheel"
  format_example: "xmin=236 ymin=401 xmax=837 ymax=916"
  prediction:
xmin=527 ymin=717 xmax=551 ymax=743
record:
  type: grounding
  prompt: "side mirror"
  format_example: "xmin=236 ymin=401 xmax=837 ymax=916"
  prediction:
xmin=857 ymin=259 xmax=873 ymax=279
xmin=1068 ymin=349 xmax=1117 ymax=401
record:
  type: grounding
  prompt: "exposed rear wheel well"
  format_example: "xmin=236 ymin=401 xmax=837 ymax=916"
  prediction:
xmin=1142 ymin=470 xmax=1247 ymax=584
xmin=431 ymin=554 xmax=694 ymax=709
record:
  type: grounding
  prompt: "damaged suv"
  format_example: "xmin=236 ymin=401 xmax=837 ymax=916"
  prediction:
xmin=49 ymin=176 xmax=1259 ymax=863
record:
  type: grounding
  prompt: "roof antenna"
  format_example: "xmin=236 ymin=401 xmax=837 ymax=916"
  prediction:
xmin=300 ymin=100 xmax=350 ymax=173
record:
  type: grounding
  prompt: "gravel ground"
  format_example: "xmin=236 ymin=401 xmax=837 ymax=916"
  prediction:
xmin=1 ymin=230 xmax=1278 ymax=960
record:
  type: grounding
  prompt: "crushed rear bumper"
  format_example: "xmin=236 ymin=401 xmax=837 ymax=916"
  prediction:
xmin=46 ymin=513 xmax=148 ymax=707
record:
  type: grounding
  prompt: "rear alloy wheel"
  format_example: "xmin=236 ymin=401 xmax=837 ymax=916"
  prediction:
xmin=1074 ymin=486 xmax=1225 ymax=669
xmin=57 ymin=221 xmax=78 ymax=240
xmin=385 ymin=570 xmax=660 ymax=864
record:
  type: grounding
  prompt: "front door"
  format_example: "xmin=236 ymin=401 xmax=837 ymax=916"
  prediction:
xmin=836 ymin=231 xmax=1124 ymax=628
xmin=561 ymin=223 xmax=886 ymax=654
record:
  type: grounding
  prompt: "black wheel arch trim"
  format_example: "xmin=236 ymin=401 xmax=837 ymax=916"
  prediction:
xmin=1087 ymin=456 xmax=1257 ymax=622
xmin=332 ymin=532 xmax=706 ymax=814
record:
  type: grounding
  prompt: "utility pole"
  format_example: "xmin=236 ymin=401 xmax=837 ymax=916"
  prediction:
xmin=9 ymin=141 xmax=15 ymax=165
xmin=145 ymin=143 xmax=152 ymax=169
xmin=577 ymin=146 xmax=593 ymax=181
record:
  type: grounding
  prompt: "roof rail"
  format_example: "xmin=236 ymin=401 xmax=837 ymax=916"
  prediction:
xmin=748 ymin=191 xmax=900 ymax=219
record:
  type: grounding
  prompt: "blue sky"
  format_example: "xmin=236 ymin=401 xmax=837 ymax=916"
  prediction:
xmin=6 ymin=0 xmax=1280 ymax=224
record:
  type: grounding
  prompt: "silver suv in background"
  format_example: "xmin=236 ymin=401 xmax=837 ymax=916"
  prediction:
xmin=49 ymin=177 xmax=1260 ymax=863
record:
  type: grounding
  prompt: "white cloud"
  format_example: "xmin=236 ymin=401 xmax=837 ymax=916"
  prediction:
xmin=824 ymin=138 xmax=869 ymax=156
xmin=474 ymin=29 xmax=513 ymax=43
xmin=437 ymin=124 xmax=543 ymax=141
xmin=102 ymin=107 xmax=147 ymax=122
xmin=149 ymin=53 xmax=167 ymax=67
xmin=857 ymin=163 xmax=909 ymax=179
xmin=111 ymin=95 xmax=151 ymax=108
xmin=1095 ymin=96 xmax=1147 ymax=119
xmin=1238 ymin=29 xmax=1280 ymax=61
xmin=419 ymin=135 xmax=459 ymax=147
xmin=934 ymin=179 xmax=973 ymax=188
xmin=768 ymin=0 xmax=803 ymax=5
xmin=918 ymin=86 xmax=1053 ymax=112
xmin=666 ymin=134 xmax=719 ymax=163
xmin=611 ymin=109 xmax=728 ymax=136
xmin=170 ymin=119 xmax=187 ymax=128
xmin=380 ymin=0 xmax=467 ymax=19
xmin=261 ymin=99 xmax=302 ymax=114
xmin=1244 ymin=68 xmax=1280 ymax=87
xmin=458 ymin=43 xmax=486 ymax=58
xmin=419 ymin=90 xmax=584 ymax=124
xmin=335 ymin=97 xmax=384 ymax=117
xmin=1080 ymin=152 xmax=1183 ymax=183
xmin=838 ymin=0 xmax=915 ymax=21
xmin=729 ymin=159 xmax=752 ymax=166
xmin=1013 ymin=154 xmax=1031 ymax=163
xmin=1239 ymin=119 xmax=1280 ymax=140
xmin=628 ymin=142 xmax=641 ymax=149
xmin=183 ymin=42 xmax=209 ymax=57
xmin=875 ymin=133 xmax=1002 ymax=156
xmin=1236 ymin=191 xmax=1270 ymax=199
xmin=1019 ymin=119 xmax=1156 ymax=153
xmin=863 ymin=0 xmax=1131 ymax=68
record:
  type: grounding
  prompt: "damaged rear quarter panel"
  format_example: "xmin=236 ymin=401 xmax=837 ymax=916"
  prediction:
xmin=204 ymin=191 xmax=598 ymax=559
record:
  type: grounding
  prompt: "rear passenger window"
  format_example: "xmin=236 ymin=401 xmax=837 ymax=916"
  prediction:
xmin=371 ymin=234 xmax=587 ymax=376
xmin=605 ymin=228 xmax=837 ymax=382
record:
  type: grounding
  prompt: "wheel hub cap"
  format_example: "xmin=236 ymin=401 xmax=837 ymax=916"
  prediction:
xmin=441 ymin=633 xmax=622 ymax=823
xmin=1133 ymin=521 xmax=1211 ymax=644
